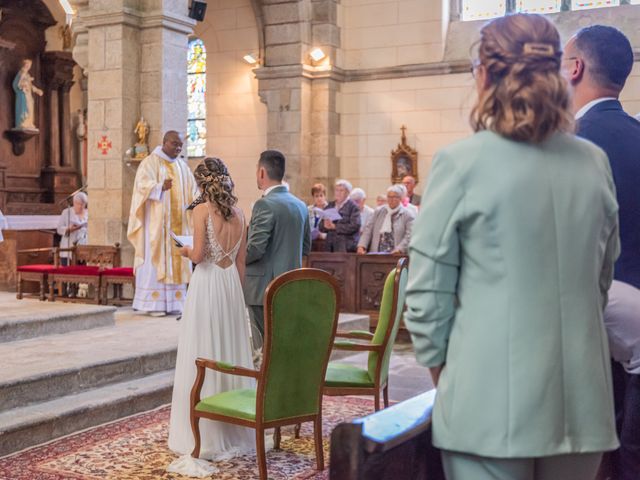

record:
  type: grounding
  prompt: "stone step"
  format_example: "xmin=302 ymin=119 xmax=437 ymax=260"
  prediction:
xmin=0 ymin=302 xmax=116 ymax=343
xmin=0 ymin=370 xmax=174 ymax=458
xmin=0 ymin=318 xmax=179 ymax=411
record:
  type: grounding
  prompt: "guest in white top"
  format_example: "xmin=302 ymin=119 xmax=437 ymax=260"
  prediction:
xmin=350 ymin=187 xmax=374 ymax=234
xmin=57 ymin=192 xmax=88 ymax=264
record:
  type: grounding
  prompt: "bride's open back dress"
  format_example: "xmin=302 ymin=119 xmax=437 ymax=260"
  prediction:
xmin=167 ymin=204 xmax=255 ymax=476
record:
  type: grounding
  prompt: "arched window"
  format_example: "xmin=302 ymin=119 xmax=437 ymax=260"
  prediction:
xmin=462 ymin=0 xmax=635 ymax=20
xmin=187 ymin=38 xmax=207 ymax=158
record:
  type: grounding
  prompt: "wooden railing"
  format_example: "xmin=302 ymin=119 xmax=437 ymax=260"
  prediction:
xmin=329 ymin=390 xmax=444 ymax=480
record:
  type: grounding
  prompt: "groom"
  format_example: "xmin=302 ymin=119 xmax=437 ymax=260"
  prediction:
xmin=244 ymin=150 xmax=311 ymax=348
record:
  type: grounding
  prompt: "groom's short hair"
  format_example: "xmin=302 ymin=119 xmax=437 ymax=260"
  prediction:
xmin=259 ymin=150 xmax=286 ymax=181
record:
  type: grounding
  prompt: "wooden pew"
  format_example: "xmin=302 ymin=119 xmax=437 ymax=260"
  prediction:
xmin=307 ymin=252 xmax=408 ymax=329
xmin=329 ymin=390 xmax=444 ymax=480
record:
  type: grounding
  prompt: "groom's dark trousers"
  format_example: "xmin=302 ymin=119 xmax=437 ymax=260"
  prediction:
xmin=244 ymin=185 xmax=310 ymax=347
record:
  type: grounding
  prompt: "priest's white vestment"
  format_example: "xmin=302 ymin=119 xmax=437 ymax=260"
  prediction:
xmin=127 ymin=147 xmax=197 ymax=313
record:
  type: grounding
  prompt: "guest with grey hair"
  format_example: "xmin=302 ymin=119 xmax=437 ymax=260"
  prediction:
xmin=320 ymin=178 xmax=361 ymax=252
xmin=350 ymin=187 xmax=374 ymax=234
xmin=357 ymin=184 xmax=413 ymax=254
xmin=57 ymin=191 xmax=89 ymax=265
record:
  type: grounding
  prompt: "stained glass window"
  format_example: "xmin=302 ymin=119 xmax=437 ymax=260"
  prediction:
xmin=571 ymin=0 xmax=619 ymax=9
xmin=462 ymin=0 xmax=505 ymax=20
xmin=517 ymin=0 xmax=561 ymax=13
xmin=187 ymin=39 xmax=206 ymax=158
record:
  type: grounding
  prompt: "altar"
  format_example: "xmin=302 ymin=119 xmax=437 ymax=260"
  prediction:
xmin=0 ymin=215 xmax=58 ymax=291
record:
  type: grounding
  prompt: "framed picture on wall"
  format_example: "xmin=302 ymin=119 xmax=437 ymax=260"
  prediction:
xmin=391 ymin=126 xmax=418 ymax=184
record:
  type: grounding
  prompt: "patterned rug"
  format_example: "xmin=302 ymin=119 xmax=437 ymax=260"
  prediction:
xmin=0 ymin=396 xmax=373 ymax=480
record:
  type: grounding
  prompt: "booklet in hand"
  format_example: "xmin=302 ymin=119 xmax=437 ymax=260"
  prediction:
xmin=170 ymin=231 xmax=194 ymax=248
xmin=313 ymin=207 xmax=342 ymax=222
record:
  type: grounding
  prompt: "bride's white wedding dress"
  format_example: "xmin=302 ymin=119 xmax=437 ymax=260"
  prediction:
xmin=167 ymin=207 xmax=256 ymax=477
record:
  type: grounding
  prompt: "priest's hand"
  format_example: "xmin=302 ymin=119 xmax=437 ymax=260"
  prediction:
xmin=178 ymin=246 xmax=191 ymax=258
xmin=356 ymin=246 xmax=366 ymax=255
xmin=162 ymin=179 xmax=173 ymax=191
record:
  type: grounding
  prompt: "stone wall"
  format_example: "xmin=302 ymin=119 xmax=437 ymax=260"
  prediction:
xmin=193 ymin=0 xmax=268 ymax=214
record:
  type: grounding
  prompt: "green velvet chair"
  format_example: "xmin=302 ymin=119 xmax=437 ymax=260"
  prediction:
xmin=324 ymin=257 xmax=408 ymax=411
xmin=189 ymin=268 xmax=341 ymax=480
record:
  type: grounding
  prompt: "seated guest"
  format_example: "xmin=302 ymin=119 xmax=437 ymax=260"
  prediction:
xmin=405 ymin=14 xmax=618 ymax=480
xmin=604 ymin=281 xmax=640 ymax=480
xmin=376 ymin=194 xmax=387 ymax=208
xmin=402 ymin=175 xmax=421 ymax=206
xmin=57 ymin=192 xmax=89 ymax=265
xmin=357 ymin=184 xmax=413 ymax=254
xmin=308 ymin=183 xmax=328 ymax=240
xmin=350 ymin=187 xmax=374 ymax=234
xmin=319 ymin=179 xmax=360 ymax=252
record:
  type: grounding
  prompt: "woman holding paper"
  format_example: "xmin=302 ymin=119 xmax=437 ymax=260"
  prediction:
xmin=167 ymin=157 xmax=256 ymax=476
xmin=319 ymin=178 xmax=361 ymax=252
xmin=56 ymin=192 xmax=89 ymax=265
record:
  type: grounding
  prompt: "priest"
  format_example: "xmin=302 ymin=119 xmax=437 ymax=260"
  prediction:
xmin=127 ymin=131 xmax=197 ymax=316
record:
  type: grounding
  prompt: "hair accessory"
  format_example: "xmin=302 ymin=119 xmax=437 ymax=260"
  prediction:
xmin=523 ymin=42 xmax=555 ymax=57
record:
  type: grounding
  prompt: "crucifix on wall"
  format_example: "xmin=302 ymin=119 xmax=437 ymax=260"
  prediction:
xmin=390 ymin=125 xmax=418 ymax=184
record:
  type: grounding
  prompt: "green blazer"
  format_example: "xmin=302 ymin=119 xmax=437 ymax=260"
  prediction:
xmin=244 ymin=186 xmax=311 ymax=306
xmin=405 ymin=131 xmax=620 ymax=458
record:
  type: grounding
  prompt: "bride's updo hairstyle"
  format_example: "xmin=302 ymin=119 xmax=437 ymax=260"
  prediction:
xmin=470 ymin=13 xmax=573 ymax=144
xmin=193 ymin=157 xmax=238 ymax=221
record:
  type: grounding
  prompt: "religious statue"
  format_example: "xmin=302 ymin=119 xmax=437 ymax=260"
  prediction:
xmin=133 ymin=116 xmax=150 ymax=159
xmin=12 ymin=59 xmax=43 ymax=131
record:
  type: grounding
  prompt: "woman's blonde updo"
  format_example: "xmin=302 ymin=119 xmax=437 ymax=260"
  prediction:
xmin=193 ymin=157 xmax=238 ymax=221
xmin=470 ymin=13 xmax=573 ymax=144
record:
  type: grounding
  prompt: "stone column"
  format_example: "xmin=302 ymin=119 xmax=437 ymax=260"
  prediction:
xmin=71 ymin=1 xmax=193 ymax=263
xmin=256 ymin=0 xmax=342 ymax=199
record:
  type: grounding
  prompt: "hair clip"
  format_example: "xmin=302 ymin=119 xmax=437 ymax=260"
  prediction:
xmin=522 ymin=42 xmax=555 ymax=57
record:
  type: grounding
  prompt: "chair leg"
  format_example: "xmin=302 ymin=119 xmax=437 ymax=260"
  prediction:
xmin=273 ymin=426 xmax=281 ymax=450
xmin=16 ymin=274 xmax=23 ymax=300
xmin=383 ymin=384 xmax=389 ymax=408
xmin=256 ymin=426 xmax=268 ymax=480
xmin=39 ymin=278 xmax=46 ymax=301
xmin=374 ymin=391 xmax=381 ymax=412
xmin=190 ymin=413 xmax=201 ymax=458
xmin=314 ymin=415 xmax=325 ymax=471
xmin=294 ymin=423 xmax=301 ymax=439
xmin=49 ymin=279 xmax=55 ymax=302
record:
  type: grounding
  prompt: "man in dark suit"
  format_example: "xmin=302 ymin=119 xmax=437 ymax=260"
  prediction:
xmin=564 ymin=25 xmax=640 ymax=289
xmin=244 ymin=150 xmax=310 ymax=348
xmin=564 ymin=26 xmax=640 ymax=480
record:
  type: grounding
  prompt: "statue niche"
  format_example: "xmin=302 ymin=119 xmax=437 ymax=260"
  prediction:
xmin=390 ymin=125 xmax=418 ymax=185
xmin=0 ymin=0 xmax=80 ymax=214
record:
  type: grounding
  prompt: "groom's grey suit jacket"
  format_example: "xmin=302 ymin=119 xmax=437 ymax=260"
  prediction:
xmin=244 ymin=185 xmax=311 ymax=306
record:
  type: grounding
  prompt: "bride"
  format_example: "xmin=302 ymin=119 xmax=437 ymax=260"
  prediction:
xmin=167 ymin=157 xmax=255 ymax=476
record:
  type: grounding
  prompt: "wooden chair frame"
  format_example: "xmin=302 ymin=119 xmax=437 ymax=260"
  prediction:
xmin=15 ymin=247 xmax=69 ymax=301
xmin=100 ymin=271 xmax=135 ymax=306
xmin=190 ymin=268 xmax=341 ymax=480
xmin=48 ymin=244 xmax=121 ymax=304
xmin=324 ymin=257 xmax=408 ymax=411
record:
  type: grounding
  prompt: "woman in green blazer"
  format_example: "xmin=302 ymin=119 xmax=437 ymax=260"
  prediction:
xmin=404 ymin=13 xmax=619 ymax=480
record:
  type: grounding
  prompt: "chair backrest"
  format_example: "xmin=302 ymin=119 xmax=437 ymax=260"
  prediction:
xmin=72 ymin=244 xmax=121 ymax=268
xmin=367 ymin=257 xmax=408 ymax=385
xmin=258 ymin=268 xmax=340 ymax=423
